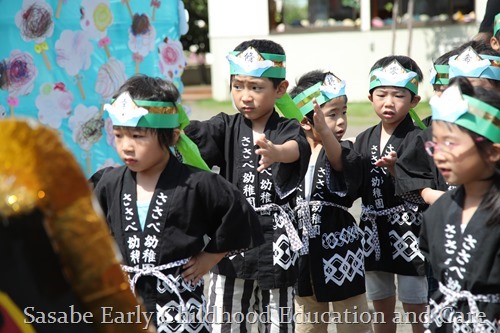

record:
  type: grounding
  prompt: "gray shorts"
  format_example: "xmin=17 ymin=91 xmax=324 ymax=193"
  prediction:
xmin=365 ymin=271 xmax=428 ymax=304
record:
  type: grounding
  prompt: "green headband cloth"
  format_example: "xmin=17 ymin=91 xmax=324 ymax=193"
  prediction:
xmin=369 ymin=60 xmax=419 ymax=95
xmin=172 ymin=103 xmax=210 ymax=171
xmin=293 ymin=82 xmax=323 ymax=116
xmin=106 ymin=95 xmax=210 ymax=170
xmin=459 ymin=95 xmax=500 ymax=143
xmin=430 ymin=64 xmax=450 ymax=86
xmin=292 ymin=75 xmax=347 ymax=117
xmin=275 ymin=93 xmax=304 ymax=121
xmin=227 ymin=49 xmax=286 ymax=79
xmin=107 ymin=97 xmax=182 ymax=129
xmin=430 ymin=84 xmax=500 ymax=143
xmin=494 ymin=13 xmax=500 ymax=36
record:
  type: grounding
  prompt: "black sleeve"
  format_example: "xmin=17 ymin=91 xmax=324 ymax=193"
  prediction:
xmin=184 ymin=113 xmax=228 ymax=168
xmin=326 ymin=140 xmax=362 ymax=199
xmin=272 ymin=119 xmax=311 ymax=199
xmin=199 ymin=172 xmax=264 ymax=254
xmin=394 ymin=127 xmax=434 ymax=203
xmin=419 ymin=210 xmax=431 ymax=260
xmin=88 ymin=167 xmax=114 ymax=217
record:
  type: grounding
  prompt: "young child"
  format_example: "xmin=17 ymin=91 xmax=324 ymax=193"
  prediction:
xmin=420 ymin=81 xmax=500 ymax=332
xmin=184 ymin=39 xmax=311 ymax=333
xmin=395 ymin=40 xmax=494 ymax=208
xmin=91 ymin=75 xmax=263 ymax=333
xmin=289 ymin=70 xmax=372 ymax=333
xmin=353 ymin=55 xmax=427 ymax=333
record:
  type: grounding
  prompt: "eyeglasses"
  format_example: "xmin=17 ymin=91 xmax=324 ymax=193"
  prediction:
xmin=424 ymin=137 xmax=484 ymax=156
xmin=424 ymin=141 xmax=457 ymax=156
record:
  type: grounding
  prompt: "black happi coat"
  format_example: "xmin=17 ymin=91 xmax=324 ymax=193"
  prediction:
xmin=91 ymin=157 xmax=263 ymax=332
xmin=185 ymin=111 xmax=310 ymax=289
xmin=353 ymin=114 xmax=425 ymax=276
xmin=420 ymin=186 xmax=500 ymax=332
xmin=395 ymin=125 xmax=454 ymax=206
xmin=293 ymin=142 xmax=366 ymax=302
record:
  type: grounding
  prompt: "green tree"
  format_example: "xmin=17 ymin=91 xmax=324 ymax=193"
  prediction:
xmin=181 ymin=0 xmax=210 ymax=53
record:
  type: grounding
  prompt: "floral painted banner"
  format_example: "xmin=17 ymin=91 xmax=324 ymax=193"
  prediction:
xmin=0 ymin=0 xmax=188 ymax=176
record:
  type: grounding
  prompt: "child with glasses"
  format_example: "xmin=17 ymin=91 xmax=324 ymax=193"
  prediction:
xmin=420 ymin=79 xmax=500 ymax=332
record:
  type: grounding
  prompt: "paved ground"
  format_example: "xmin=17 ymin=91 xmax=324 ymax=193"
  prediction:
xmin=183 ymin=86 xmax=417 ymax=333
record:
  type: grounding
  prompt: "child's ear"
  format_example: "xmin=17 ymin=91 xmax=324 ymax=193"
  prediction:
xmin=488 ymin=143 xmax=500 ymax=163
xmin=490 ymin=36 xmax=500 ymax=51
xmin=276 ymin=80 xmax=289 ymax=98
xmin=368 ymin=94 xmax=373 ymax=102
xmin=300 ymin=117 xmax=312 ymax=131
xmin=410 ymin=95 xmax=421 ymax=108
xmin=172 ymin=128 xmax=181 ymax=145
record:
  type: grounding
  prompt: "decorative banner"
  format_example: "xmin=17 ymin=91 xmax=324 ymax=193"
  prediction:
xmin=0 ymin=0 xmax=188 ymax=176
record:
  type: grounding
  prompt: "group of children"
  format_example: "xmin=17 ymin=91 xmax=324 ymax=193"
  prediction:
xmin=87 ymin=13 xmax=499 ymax=333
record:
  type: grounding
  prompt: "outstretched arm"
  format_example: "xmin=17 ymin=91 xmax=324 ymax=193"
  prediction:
xmin=312 ymin=99 xmax=343 ymax=171
xmin=420 ymin=187 xmax=445 ymax=205
xmin=255 ymin=134 xmax=299 ymax=172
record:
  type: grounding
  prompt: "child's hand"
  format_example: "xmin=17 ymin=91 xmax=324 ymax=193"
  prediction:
xmin=255 ymin=134 xmax=279 ymax=172
xmin=182 ymin=251 xmax=227 ymax=285
xmin=374 ymin=151 xmax=397 ymax=176
xmin=312 ymin=98 xmax=328 ymax=135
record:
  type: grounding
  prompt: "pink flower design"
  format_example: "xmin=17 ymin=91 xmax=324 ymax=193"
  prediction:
xmin=98 ymin=36 xmax=111 ymax=48
xmin=54 ymin=82 xmax=66 ymax=91
xmin=7 ymin=96 xmax=19 ymax=107
xmin=158 ymin=38 xmax=186 ymax=79
xmin=132 ymin=53 xmax=144 ymax=62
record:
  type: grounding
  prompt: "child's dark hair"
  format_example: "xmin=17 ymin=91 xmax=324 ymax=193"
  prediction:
xmin=112 ymin=74 xmax=179 ymax=149
xmin=369 ymin=55 xmax=423 ymax=98
xmin=435 ymin=39 xmax=496 ymax=66
xmin=433 ymin=41 xmax=478 ymax=66
xmin=231 ymin=39 xmax=286 ymax=89
xmin=289 ymin=70 xmax=347 ymax=125
xmin=448 ymin=77 xmax=500 ymax=226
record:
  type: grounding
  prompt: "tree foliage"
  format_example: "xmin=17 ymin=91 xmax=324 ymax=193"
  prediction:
xmin=180 ymin=0 xmax=210 ymax=53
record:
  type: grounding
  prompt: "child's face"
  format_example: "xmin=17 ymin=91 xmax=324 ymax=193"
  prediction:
xmin=230 ymin=75 xmax=287 ymax=123
xmin=113 ymin=126 xmax=169 ymax=174
xmin=317 ymin=97 xmax=348 ymax=141
xmin=430 ymin=121 xmax=494 ymax=185
xmin=368 ymin=86 xmax=419 ymax=126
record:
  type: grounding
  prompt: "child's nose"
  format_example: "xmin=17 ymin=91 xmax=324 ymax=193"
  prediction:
xmin=385 ymin=96 xmax=395 ymax=105
xmin=242 ymin=89 xmax=253 ymax=101
xmin=121 ymin=137 xmax=134 ymax=151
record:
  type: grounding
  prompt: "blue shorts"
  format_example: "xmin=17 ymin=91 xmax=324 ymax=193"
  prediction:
xmin=365 ymin=271 xmax=428 ymax=304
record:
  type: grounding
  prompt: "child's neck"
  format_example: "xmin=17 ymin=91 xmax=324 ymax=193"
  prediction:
xmin=250 ymin=109 xmax=274 ymax=134
xmin=380 ymin=118 xmax=403 ymax=136
xmin=462 ymin=179 xmax=493 ymax=227
xmin=379 ymin=117 xmax=404 ymax=153
xmin=463 ymin=178 xmax=493 ymax=201
xmin=306 ymin=134 xmax=322 ymax=151
xmin=136 ymin=154 xmax=170 ymax=201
